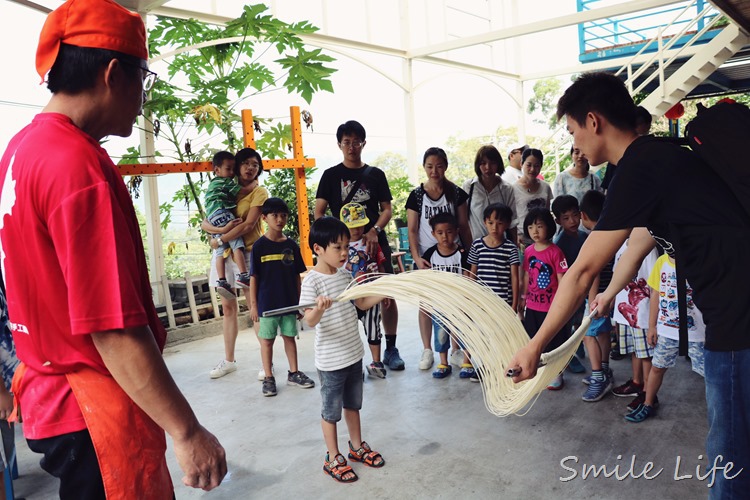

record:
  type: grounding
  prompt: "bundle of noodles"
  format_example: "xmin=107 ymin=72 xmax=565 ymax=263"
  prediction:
xmin=338 ymin=270 xmax=591 ymax=417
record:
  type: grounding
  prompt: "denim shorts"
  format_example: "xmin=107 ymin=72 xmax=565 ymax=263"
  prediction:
xmin=318 ymin=360 xmax=363 ymax=423
xmin=258 ymin=314 xmax=298 ymax=339
xmin=652 ymin=335 xmax=705 ymax=376
xmin=586 ymin=316 xmax=612 ymax=337
xmin=208 ymin=208 xmax=245 ymax=256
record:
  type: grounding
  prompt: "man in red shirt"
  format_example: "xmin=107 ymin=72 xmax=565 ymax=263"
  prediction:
xmin=0 ymin=0 xmax=226 ymax=497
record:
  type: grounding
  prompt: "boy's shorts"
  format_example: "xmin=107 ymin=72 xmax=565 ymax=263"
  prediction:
xmin=258 ymin=314 xmax=298 ymax=339
xmin=617 ymin=324 xmax=653 ymax=359
xmin=586 ymin=316 xmax=612 ymax=337
xmin=208 ymin=208 xmax=245 ymax=256
xmin=318 ymin=360 xmax=363 ymax=423
xmin=652 ymin=336 xmax=705 ymax=377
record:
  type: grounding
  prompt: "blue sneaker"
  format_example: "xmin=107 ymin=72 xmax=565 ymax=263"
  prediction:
xmin=432 ymin=364 xmax=452 ymax=379
xmin=625 ymin=403 xmax=655 ymax=423
xmin=566 ymin=356 xmax=586 ymax=374
xmin=581 ymin=375 xmax=613 ymax=402
xmin=383 ymin=346 xmax=405 ymax=371
xmin=583 ymin=367 xmax=613 ymax=385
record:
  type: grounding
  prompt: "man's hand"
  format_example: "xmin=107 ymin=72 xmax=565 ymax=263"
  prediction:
xmin=414 ymin=256 xmax=431 ymax=270
xmin=173 ymin=424 xmax=227 ymax=491
xmin=507 ymin=342 xmax=543 ymax=383
xmin=364 ymin=228 xmax=380 ymax=256
xmin=590 ymin=292 xmax=615 ymax=318
xmin=0 ymin=389 xmax=13 ymax=421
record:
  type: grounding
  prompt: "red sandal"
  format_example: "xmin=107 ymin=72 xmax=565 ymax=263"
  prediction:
xmin=348 ymin=441 xmax=385 ymax=468
xmin=323 ymin=453 xmax=358 ymax=483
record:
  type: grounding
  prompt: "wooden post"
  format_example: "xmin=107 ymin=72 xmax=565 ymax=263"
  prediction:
xmin=290 ymin=106 xmax=313 ymax=265
xmin=184 ymin=272 xmax=200 ymax=324
xmin=241 ymin=109 xmax=256 ymax=149
xmin=161 ymin=274 xmax=176 ymax=329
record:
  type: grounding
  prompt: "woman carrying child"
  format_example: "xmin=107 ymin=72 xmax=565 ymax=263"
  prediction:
xmin=202 ymin=148 xmax=269 ymax=380
xmin=518 ymin=207 xmax=569 ymax=390
xmin=406 ymin=147 xmax=472 ymax=371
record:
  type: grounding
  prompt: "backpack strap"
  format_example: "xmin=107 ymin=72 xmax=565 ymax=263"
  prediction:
xmin=467 ymin=182 xmax=475 ymax=222
xmin=670 ymin=223 xmax=689 ymax=357
xmin=342 ymin=165 xmax=373 ymax=206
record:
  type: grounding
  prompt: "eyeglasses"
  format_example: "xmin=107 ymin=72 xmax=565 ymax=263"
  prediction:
xmin=340 ymin=141 xmax=364 ymax=149
xmin=119 ymin=59 xmax=158 ymax=92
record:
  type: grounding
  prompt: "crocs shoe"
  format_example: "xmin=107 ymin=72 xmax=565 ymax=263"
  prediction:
xmin=547 ymin=374 xmax=564 ymax=390
xmin=459 ymin=363 xmax=475 ymax=379
xmin=432 ymin=364 xmax=452 ymax=379
xmin=383 ymin=347 xmax=405 ymax=370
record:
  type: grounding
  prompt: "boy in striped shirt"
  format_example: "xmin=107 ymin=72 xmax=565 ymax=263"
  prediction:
xmin=301 ymin=217 xmax=386 ymax=483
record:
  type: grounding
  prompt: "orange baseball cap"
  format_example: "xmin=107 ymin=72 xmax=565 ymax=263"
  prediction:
xmin=36 ymin=0 xmax=148 ymax=83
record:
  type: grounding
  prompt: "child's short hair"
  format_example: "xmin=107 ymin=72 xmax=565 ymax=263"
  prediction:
xmin=474 ymin=145 xmax=504 ymax=177
xmin=556 ymin=72 xmax=638 ymax=132
xmin=336 ymin=120 xmax=366 ymax=142
xmin=483 ymin=203 xmax=513 ymax=224
xmin=234 ymin=147 xmax=264 ymax=176
xmin=580 ymin=190 xmax=606 ymax=222
xmin=551 ymin=195 xmax=580 ymax=219
xmin=523 ymin=207 xmax=556 ymax=240
xmin=262 ymin=197 xmax=289 ymax=215
xmin=212 ymin=151 xmax=234 ymax=168
xmin=429 ymin=212 xmax=457 ymax=230
xmin=309 ymin=216 xmax=350 ymax=251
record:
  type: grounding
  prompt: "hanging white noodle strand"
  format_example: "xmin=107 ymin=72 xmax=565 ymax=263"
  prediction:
xmin=337 ymin=270 xmax=590 ymax=417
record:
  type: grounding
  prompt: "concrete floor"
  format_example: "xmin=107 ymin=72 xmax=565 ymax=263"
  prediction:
xmin=11 ymin=302 xmax=711 ymax=499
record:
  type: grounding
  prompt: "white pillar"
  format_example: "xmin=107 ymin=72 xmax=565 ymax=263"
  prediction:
xmin=400 ymin=0 xmax=419 ymax=184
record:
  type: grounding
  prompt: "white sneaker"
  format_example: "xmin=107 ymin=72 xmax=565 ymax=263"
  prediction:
xmin=210 ymin=359 xmax=237 ymax=379
xmin=257 ymin=364 xmax=274 ymax=381
xmin=419 ymin=349 xmax=434 ymax=370
xmin=450 ymin=349 xmax=465 ymax=367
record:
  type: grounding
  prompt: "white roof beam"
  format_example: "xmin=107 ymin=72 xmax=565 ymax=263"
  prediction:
xmin=407 ymin=0 xmax=683 ymax=58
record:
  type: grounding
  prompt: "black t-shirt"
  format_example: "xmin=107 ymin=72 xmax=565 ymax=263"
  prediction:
xmin=600 ymin=162 xmax=616 ymax=191
xmin=596 ymin=136 xmax=750 ymax=350
xmin=250 ymin=236 xmax=307 ymax=315
xmin=315 ymin=163 xmax=392 ymax=233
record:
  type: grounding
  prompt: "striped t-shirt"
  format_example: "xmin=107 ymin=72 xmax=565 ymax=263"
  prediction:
xmin=300 ymin=268 xmax=364 ymax=371
xmin=467 ymin=238 xmax=520 ymax=304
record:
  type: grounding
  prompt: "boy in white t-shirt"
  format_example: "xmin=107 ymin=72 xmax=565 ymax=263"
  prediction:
xmin=300 ymin=216 xmax=386 ymax=483
xmin=625 ymin=254 xmax=706 ymax=423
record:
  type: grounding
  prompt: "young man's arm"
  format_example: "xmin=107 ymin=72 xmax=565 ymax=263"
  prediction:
xmin=92 ymin=326 xmax=226 ymax=491
xmin=314 ymin=198 xmax=329 ymax=220
xmin=509 ymin=228 xmax=630 ymax=381
xmin=590 ymin=228 xmax=656 ymax=315
xmin=364 ymin=200 xmax=392 ymax=256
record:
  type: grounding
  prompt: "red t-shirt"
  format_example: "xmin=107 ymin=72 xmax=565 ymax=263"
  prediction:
xmin=0 ymin=113 xmax=166 ymax=439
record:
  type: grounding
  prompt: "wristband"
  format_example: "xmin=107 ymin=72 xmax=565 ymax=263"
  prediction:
xmin=217 ymin=237 xmax=224 ymax=246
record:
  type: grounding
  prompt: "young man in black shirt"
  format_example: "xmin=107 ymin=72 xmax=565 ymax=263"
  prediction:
xmin=509 ymin=72 xmax=750 ymax=499
xmin=314 ymin=120 xmax=404 ymax=370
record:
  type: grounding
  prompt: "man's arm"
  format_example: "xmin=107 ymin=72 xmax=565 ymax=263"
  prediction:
xmin=92 ymin=326 xmax=226 ymax=491
xmin=363 ymin=200 xmax=392 ymax=255
xmin=508 ymin=228 xmax=630 ymax=381
xmin=314 ymin=198 xmax=328 ymax=220
xmin=589 ymin=227 xmax=656 ymax=316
